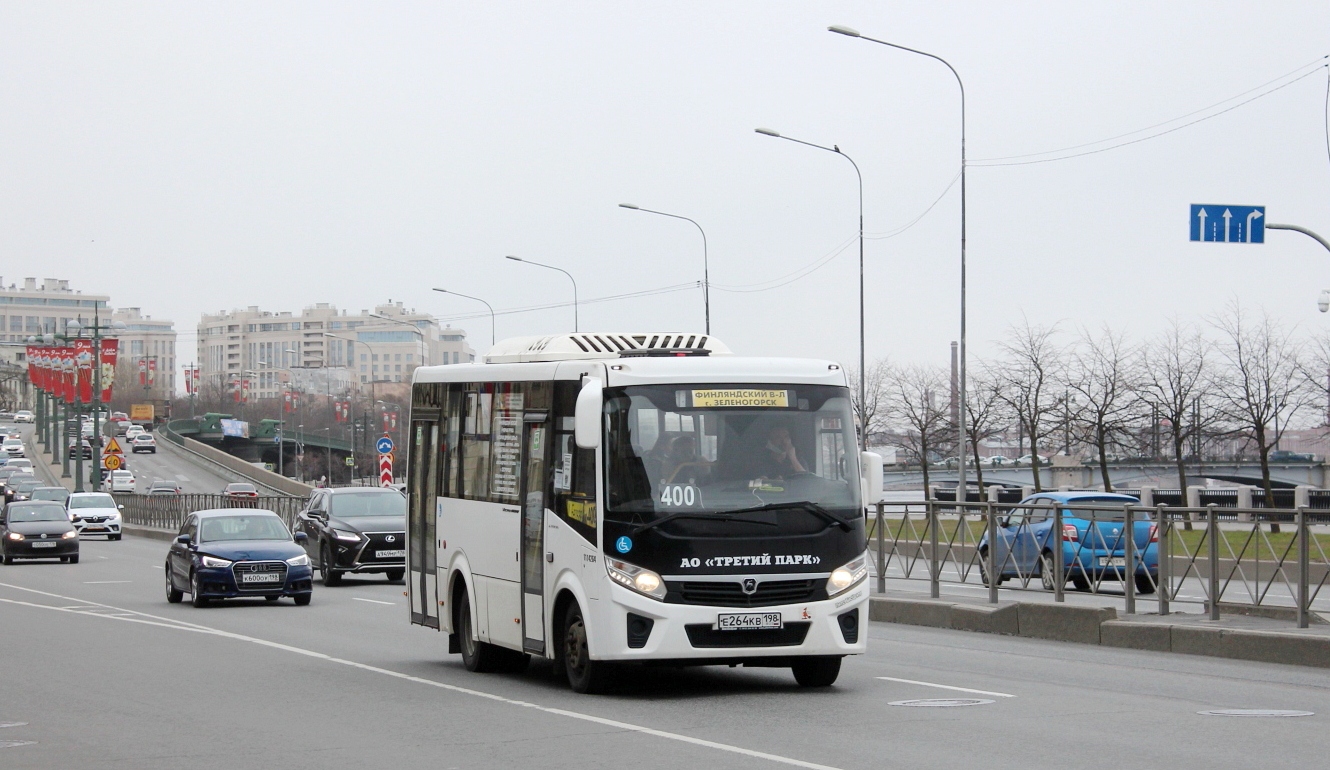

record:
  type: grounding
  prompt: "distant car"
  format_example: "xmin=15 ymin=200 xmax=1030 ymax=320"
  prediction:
xmin=1269 ymin=450 xmax=1315 ymax=463
xmin=67 ymin=491 xmax=124 ymax=539
xmin=1 ymin=501 xmax=79 ymax=564
xmin=125 ymin=425 xmax=147 ymax=440
xmin=131 ymin=434 xmax=157 ymax=453
xmin=4 ymin=458 xmax=33 ymax=473
xmin=979 ymin=492 xmax=1158 ymax=594
xmin=1014 ymin=454 xmax=1049 ymax=466
xmin=30 ymin=487 xmax=71 ymax=507
xmin=102 ymin=470 xmax=136 ymax=493
xmin=2 ymin=438 xmax=24 ymax=458
xmin=13 ymin=410 xmax=34 ymax=424
xmin=9 ymin=478 xmax=42 ymax=503
xmin=111 ymin=411 xmax=128 ymax=421
xmin=0 ymin=426 xmax=20 ymax=439
xmin=147 ymin=480 xmax=183 ymax=495
xmin=165 ymin=509 xmax=313 ymax=607
xmin=0 ymin=412 xmax=14 ymax=422
xmin=222 ymin=482 xmax=259 ymax=498
xmin=0 ymin=467 xmax=26 ymax=495
xmin=67 ymin=438 xmax=93 ymax=459
xmin=294 ymin=487 xmax=407 ymax=586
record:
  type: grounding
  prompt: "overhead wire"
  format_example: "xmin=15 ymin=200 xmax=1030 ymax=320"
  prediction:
xmin=433 ymin=281 xmax=700 ymax=323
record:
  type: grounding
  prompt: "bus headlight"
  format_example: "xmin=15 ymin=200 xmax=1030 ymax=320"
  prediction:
xmin=606 ymin=557 xmax=667 ymax=601
xmin=827 ymin=553 xmax=867 ymax=597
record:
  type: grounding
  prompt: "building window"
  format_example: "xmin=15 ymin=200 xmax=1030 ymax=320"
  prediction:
xmin=360 ymin=364 xmax=367 ymax=373
xmin=395 ymin=353 xmax=402 ymax=362
xmin=361 ymin=375 xmax=367 ymax=383
xmin=395 ymin=364 xmax=402 ymax=372
xmin=405 ymin=354 xmax=413 ymax=363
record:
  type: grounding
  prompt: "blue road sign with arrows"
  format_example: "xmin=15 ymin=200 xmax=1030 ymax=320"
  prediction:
xmin=1191 ymin=204 xmax=1265 ymax=243
xmin=376 ymin=436 xmax=394 ymax=454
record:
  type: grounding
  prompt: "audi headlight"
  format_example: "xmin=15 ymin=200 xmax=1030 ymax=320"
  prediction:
xmin=285 ymin=553 xmax=310 ymax=567
xmin=827 ymin=553 xmax=868 ymax=597
xmin=332 ymin=529 xmax=361 ymax=543
xmin=61 ymin=530 xmax=78 ymax=539
xmin=6 ymin=532 xmax=23 ymax=541
xmin=200 ymin=555 xmax=232 ymax=568
xmin=606 ymin=557 xmax=666 ymax=600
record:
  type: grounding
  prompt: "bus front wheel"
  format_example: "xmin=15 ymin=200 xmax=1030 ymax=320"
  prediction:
xmin=791 ymin=656 xmax=841 ymax=687
xmin=562 ymin=602 xmax=610 ymax=694
xmin=456 ymin=586 xmax=502 ymax=673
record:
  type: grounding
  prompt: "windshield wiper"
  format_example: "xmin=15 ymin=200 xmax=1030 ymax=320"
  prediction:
xmin=631 ymin=511 xmax=778 ymax=538
xmin=721 ymin=501 xmax=852 ymax=532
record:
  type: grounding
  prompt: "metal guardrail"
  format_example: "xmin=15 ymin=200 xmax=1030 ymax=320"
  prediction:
xmin=114 ymin=493 xmax=306 ymax=532
xmin=872 ymin=499 xmax=1330 ymax=628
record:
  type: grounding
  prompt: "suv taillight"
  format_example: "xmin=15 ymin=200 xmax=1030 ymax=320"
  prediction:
xmin=1062 ymin=524 xmax=1079 ymax=542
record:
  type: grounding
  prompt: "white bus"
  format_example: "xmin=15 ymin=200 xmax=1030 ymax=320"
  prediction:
xmin=406 ymin=333 xmax=882 ymax=693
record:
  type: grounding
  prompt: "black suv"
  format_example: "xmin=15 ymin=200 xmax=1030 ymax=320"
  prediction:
xmin=294 ymin=487 xmax=406 ymax=586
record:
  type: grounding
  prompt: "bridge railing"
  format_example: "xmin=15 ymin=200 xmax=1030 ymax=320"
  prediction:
xmin=871 ymin=498 xmax=1330 ymax=629
xmin=114 ymin=493 xmax=307 ymax=532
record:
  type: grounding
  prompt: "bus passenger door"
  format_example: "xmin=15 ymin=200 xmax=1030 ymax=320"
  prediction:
xmin=520 ymin=416 xmax=548 ymax=654
xmin=408 ymin=416 xmax=441 ymax=629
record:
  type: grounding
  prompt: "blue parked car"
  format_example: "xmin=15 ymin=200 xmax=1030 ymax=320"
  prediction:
xmin=978 ymin=492 xmax=1158 ymax=594
xmin=165 ymin=509 xmax=314 ymax=607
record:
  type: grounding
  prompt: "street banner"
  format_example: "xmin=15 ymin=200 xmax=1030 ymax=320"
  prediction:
xmin=99 ymin=339 xmax=118 ymax=403
xmin=284 ymin=391 xmax=293 ymax=413
xmin=62 ymin=347 xmax=76 ymax=402
xmin=138 ymin=357 xmax=148 ymax=386
xmin=25 ymin=346 xmax=36 ymax=388
xmin=184 ymin=367 xmax=197 ymax=395
xmin=147 ymin=358 xmax=157 ymax=386
xmin=74 ymin=338 xmax=94 ymax=404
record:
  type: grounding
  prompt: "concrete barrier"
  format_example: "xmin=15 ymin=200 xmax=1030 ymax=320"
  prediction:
xmin=950 ymin=602 xmax=1019 ymax=635
xmin=160 ymin=424 xmax=311 ymax=497
xmin=1016 ymin=603 xmax=1116 ymax=645
xmin=123 ymin=524 xmax=177 ymax=543
xmin=1100 ymin=620 xmax=1172 ymax=652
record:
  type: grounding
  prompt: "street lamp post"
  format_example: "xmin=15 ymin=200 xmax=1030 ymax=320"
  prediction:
xmin=432 ymin=288 xmax=496 ymax=348
xmin=505 ymin=255 xmax=579 ymax=332
xmin=618 ymin=204 xmax=711 ymax=334
xmin=1265 ymin=224 xmax=1330 ymax=313
xmin=753 ymin=128 xmax=866 ymax=449
xmin=830 ymin=24 xmax=970 ymax=496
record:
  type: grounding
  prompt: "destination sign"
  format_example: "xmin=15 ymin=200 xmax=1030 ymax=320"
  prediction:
xmin=691 ymin=389 xmax=789 ymax=408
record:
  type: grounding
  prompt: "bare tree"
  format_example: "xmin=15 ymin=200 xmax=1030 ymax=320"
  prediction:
xmin=994 ymin=320 xmax=1063 ymax=492
xmin=888 ymin=364 xmax=951 ymax=494
xmin=1137 ymin=320 xmax=1217 ymax=495
xmin=1298 ymin=330 xmax=1330 ymax=429
xmin=1211 ymin=302 xmax=1309 ymax=504
xmin=963 ymin=365 xmax=1007 ymax=490
xmin=1067 ymin=327 xmax=1138 ymax=492
xmin=848 ymin=358 xmax=894 ymax=446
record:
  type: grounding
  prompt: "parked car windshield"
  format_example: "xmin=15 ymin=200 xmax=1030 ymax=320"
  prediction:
xmin=7 ymin=504 xmax=68 ymax=522
xmin=69 ymin=494 xmax=117 ymax=509
xmin=330 ymin=492 xmax=406 ymax=517
xmin=199 ymin=515 xmax=290 ymax=542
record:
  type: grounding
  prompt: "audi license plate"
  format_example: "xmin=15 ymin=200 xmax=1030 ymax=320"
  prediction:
xmin=717 ymin=612 xmax=782 ymax=631
xmin=375 ymin=549 xmax=405 ymax=559
xmin=31 ymin=542 xmax=56 ymax=549
xmin=1098 ymin=556 xmax=1127 ymax=567
xmin=241 ymin=572 xmax=282 ymax=584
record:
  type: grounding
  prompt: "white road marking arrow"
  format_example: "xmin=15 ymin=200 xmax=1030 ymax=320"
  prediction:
xmin=1223 ymin=209 xmax=1233 ymax=242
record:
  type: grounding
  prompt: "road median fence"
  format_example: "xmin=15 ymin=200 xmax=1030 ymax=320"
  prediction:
xmin=871 ymin=498 xmax=1330 ymax=629
xmin=114 ymin=493 xmax=306 ymax=532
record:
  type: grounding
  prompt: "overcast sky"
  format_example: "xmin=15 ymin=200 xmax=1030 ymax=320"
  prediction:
xmin=2 ymin=2 xmax=1328 ymax=381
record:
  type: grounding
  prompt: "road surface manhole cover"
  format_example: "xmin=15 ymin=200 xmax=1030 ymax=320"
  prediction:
xmin=0 ymin=741 xmax=36 ymax=749
xmin=1198 ymin=709 xmax=1314 ymax=718
xmin=0 ymin=722 xmax=27 ymax=729
xmin=889 ymin=698 xmax=994 ymax=708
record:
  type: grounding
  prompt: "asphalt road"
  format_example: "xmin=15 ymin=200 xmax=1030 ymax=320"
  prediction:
xmin=1 ymin=534 xmax=1328 ymax=769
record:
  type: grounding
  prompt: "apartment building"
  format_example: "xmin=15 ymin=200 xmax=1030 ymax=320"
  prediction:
xmin=112 ymin=307 xmax=178 ymax=395
xmin=197 ymin=301 xmax=474 ymax=399
xmin=0 ymin=277 xmax=110 ymax=342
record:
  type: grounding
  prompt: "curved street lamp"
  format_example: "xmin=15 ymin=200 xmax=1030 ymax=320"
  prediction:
xmin=618 ymin=203 xmax=711 ymax=334
xmin=505 ymin=255 xmax=579 ymax=332
xmin=433 ymin=288 xmax=496 ymax=347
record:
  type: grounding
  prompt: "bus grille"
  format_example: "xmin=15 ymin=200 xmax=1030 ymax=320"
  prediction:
xmin=667 ymin=579 xmax=821 ymax=608
xmin=684 ymin=622 xmax=811 ymax=648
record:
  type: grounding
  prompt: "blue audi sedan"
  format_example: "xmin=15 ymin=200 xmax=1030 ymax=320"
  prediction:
xmin=978 ymin=492 xmax=1159 ymax=594
xmin=165 ymin=509 xmax=314 ymax=607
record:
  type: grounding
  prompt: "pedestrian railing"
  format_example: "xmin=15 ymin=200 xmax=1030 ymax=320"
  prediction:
xmin=114 ymin=493 xmax=306 ymax=532
xmin=871 ymin=499 xmax=1330 ymax=628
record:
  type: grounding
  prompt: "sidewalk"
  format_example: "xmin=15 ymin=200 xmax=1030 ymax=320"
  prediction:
xmin=869 ymin=587 xmax=1330 ymax=668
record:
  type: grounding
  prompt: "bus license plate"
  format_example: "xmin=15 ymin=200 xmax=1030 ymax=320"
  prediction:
xmin=376 ymin=550 xmax=405 ymax=559
xmin=717 ymin=612 xmax=782 ymax=631
xmin=1098 ymin=556 xmax=1127 ymax=567
xmin=241 ymin=573 xmax=282 ymax=584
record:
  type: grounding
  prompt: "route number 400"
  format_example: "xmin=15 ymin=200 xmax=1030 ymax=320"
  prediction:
xmin=659 ymin=484 xmax=700 ymax=507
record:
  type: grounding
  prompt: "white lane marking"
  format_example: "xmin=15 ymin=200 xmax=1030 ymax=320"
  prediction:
xmin=353 ymin=597 xmax=396 ymax=606
xmin=175 ymin=475 xmax=190 ymax=482
xmin=0 ymin=581 xmax=843 ymax=770
xmin=876 ymin=676 xmax=1016 ymax=698
xmin=83 ymin=580 xmax=132 ymax=584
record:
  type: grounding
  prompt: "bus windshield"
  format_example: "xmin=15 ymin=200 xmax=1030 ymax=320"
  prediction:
xmin=604 ymin=384 xmax=862 ymax=525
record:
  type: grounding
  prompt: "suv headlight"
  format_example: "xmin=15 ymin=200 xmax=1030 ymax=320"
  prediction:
xmin=826 ymin=553 xmax=868 ymax=597
xmin=200 ymin=555 xmax=232 ymax=568
xmin=332 ymin=529 xmax=361 ymax=543
xmin=606 ymin=557 xmax=666 ymax=600
xmin=286 ymin=554 xmax=310 ymax=567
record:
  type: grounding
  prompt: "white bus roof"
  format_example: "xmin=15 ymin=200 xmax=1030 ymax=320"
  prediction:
xmin=483 ymin=333 xmax=731 ymax=363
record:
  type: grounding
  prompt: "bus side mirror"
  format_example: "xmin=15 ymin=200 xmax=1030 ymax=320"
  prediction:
xmin=860 ymin=451 xmax=884 ymax=505
xmin=574 ymin=378 xmax=603 ymax=450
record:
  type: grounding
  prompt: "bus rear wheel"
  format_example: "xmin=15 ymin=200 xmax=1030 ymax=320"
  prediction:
xmin=562 ymin=602 xmax=610 ymax=694
xmin=791 ymin=656 xmax=842 ymax=687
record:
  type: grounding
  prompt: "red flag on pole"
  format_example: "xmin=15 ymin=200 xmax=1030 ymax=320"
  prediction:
xmin=74 ymin=339 xmax=94 ymax=403
xmin=138 ymin=358 xmax=147 ymax=386
xmin=147 ymin=358 xmax=157 ymax=386
xmin=99 ymin=339 xmax=118 ymax=403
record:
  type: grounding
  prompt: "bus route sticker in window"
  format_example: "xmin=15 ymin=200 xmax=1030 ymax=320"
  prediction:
xmin=566 ymin=499 xmax=596 ymax=528
xmin=658 ymin=484 xmax=701 ymax=508
xmin=690 ymin=389 xmax=789 ymax=408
